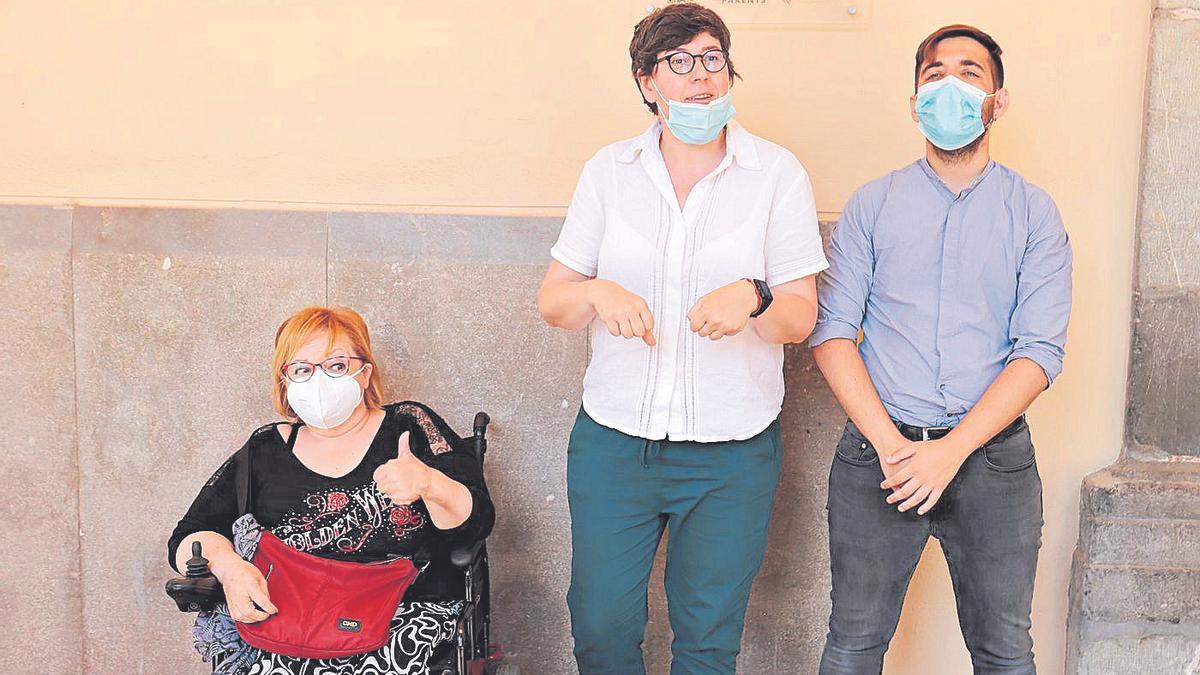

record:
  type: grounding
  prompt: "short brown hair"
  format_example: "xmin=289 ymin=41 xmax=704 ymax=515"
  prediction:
xmin=272 ymin=306 xmax=384 ymax=420
xmin=914 ymin=24 xmax=1004 ymax=92
xmin=630 ymin=2 xmax=739 ymax=115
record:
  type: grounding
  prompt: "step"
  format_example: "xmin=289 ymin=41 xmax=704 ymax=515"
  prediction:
xmin=1074 ymin=563 xmax=1200 ymax=625
xmin=1076 ymin=634 xmax=1200 ymax=675
xmin=1080 ymin=461 xmax=1200 ymax=520
xmin=1078 ymin=516 xmax=1200 ymax=567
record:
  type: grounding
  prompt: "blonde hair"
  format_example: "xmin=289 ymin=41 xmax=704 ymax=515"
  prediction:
xmin=272 ymin=306 xmax=384 ymax=420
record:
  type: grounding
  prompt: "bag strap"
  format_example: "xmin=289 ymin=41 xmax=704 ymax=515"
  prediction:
xmin=237 ymin=422 xmax=301 ymax=515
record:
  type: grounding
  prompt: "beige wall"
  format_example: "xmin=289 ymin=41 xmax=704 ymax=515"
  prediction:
xmin=0 ymin=1 xmax=1151 ymax=673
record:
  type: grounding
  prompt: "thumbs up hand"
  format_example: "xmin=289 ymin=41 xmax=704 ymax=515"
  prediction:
xmin=373 ymin=431 xmax=432 ymax=505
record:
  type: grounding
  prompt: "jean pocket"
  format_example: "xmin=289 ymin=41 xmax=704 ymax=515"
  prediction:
xmin=834 ymin=421 xmax=879 ymax=466
xmin=982 ymin=423 xmax=1036 ymax=473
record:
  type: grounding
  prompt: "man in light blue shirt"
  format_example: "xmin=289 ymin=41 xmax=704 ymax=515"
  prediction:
xmin=810 ymin=24 xmax=1072 ymax=674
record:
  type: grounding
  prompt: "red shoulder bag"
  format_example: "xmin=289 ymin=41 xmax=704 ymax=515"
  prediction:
xmin=232 ymin=425 xmax=424 ymax=658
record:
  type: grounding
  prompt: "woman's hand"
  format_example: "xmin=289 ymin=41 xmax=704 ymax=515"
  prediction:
xmin=687 ymin=280 xmax=759 ymax=341
xmin=212 ymin=555 xmax=277 ymax=623
xmin=373 ymin=432 xmax=433 ymax=504
xmin=377 ymin=431 xmax=476 ymax=530
xmin=586 ymin=279 xmax=657 ymax=346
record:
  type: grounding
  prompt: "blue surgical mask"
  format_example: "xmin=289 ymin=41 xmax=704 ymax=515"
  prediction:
xmin=651 ymin=79 xmax=736 ymax=145
xmin=915 ymin=75 xmax=997 ymax=151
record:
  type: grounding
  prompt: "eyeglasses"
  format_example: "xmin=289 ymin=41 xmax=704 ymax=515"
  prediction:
xmin=281 ymin=356 xmax=367 ymax=383
xmin=655 ymin=49 xmax=728 ymax=76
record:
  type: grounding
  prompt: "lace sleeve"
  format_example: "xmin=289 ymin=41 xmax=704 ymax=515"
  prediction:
xmin=393 ymin=402 xmax=456 ymax=456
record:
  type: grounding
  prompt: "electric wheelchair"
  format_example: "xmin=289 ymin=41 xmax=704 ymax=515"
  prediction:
xmin=167 ymin=411 xmax=517 ymax=675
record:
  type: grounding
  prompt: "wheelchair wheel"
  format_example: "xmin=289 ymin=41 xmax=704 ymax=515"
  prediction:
xmin=486 ymin=663 xmax=520 ymax=675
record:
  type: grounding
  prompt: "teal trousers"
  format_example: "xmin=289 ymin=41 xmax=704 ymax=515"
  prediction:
xmin=566 ymin=407 xmax=783 ymax=675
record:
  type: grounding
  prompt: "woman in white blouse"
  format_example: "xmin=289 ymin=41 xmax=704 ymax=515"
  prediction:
xmin=537 ymin=5 xmax=827 ymax=674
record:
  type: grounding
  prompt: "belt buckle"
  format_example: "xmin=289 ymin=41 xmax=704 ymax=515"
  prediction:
xmin=921 ymin=426 xmax=950 ymax=441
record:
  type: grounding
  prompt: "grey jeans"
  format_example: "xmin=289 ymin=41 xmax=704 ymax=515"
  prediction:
xmin=819 ymin=418 xmax=1044 ymax=675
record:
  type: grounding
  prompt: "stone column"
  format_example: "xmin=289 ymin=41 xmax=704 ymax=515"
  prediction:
xmin=1066 ymin=2 xmax=1200 ymax=672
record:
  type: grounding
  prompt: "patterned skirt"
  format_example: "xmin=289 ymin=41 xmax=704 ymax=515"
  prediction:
xmin=194 ymin=515 xmax=461 ymax=675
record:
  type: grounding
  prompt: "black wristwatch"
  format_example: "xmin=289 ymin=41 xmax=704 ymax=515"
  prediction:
xmin=746 ymin=278 xmax=773 ymax=318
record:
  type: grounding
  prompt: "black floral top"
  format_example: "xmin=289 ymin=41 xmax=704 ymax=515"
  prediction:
xmin=168 ymin=401 xmax=494 ymax=600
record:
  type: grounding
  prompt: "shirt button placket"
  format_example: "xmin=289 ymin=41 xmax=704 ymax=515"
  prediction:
xmin=668 ymin=187 xmax=701 ymax=438
xmin=936 ymin=204 xmax=959 ymax=412
xmin=654 ymin=210 xmax=683 ymax=438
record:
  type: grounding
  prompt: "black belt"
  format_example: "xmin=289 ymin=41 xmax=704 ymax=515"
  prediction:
xmin=895 ymin=415 xmax=1026 ymax=443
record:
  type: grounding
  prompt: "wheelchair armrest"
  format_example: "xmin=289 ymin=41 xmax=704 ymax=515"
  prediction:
xmin=455 ymin=599 xmax=476 ymax=630
xmin=449 ymin=539 xmax=485 ymax=569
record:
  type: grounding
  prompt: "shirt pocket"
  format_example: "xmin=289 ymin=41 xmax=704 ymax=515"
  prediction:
xmin=596 ymin=216 xmax=659 ymax=288
xmin=695 ymin=218 xmax=768 ymax=296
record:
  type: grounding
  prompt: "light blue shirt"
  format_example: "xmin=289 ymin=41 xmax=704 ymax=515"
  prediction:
xmin=809 ymin=159 xmax=1073 ymax=427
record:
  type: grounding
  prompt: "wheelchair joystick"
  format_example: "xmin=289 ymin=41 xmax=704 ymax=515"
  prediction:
xmin=165 ymin=541 xmax=224 ymax=613
xmin=184 ymin=541 xmax=213 ymax=576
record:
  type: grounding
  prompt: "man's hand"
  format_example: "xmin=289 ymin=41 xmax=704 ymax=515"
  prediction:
xmin=877 ymin=442 xmax=910 ymax=482
xmin=687 ymin=280 xmax=759 ymax=341
xmin=864 ymin=427 xmax=907 ymax=480
xmin=879 ymin=438 xmax=970 ymax=515
xmin=373 ymin=432 xmax=433 ymax=504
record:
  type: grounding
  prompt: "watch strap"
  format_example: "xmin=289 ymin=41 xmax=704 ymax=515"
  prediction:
xmin=747 ymin=278 xmax=772 ymax=318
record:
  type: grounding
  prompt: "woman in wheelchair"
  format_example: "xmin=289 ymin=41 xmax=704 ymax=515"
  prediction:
xmin=168 ymin=305 xmax=494 ymax=675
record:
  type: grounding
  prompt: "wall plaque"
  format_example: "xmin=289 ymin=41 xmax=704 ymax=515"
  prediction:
xmin=632 ymin=0 xmax=871 ymax=30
